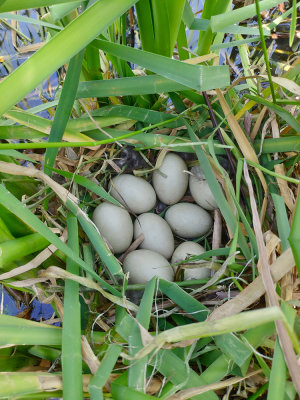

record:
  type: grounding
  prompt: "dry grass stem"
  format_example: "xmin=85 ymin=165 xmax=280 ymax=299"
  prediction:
xmin=208 ymin=246 xmax=295 ymax=321
xmin=216 ymin=89 xmax=268 ymax=221
xmin=244 ymin=161 xmax=300 ymax=396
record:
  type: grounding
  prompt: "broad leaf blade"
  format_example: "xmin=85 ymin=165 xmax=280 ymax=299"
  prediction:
xmin=44 ymin=50 xmax=84 ymax=175
xmin=93 ymin=39 xmax=230 ymax=91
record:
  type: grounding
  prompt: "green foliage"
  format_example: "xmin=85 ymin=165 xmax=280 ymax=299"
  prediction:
xmin=0 ymin=0 xmax=299 ymax=399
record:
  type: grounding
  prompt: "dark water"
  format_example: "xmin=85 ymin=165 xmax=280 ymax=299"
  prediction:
xmin=0 ymin=9 xmax=59 ymax=118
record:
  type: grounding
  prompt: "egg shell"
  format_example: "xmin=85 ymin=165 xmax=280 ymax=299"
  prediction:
xmin=189 ymin=166 xmax=218 ymax=211
xmin=134 ymin=213 xmax=174 ymax=259
xmin=123 ymin=249 xmax=174 ymax=284
xmin=92 ymin=202 xmax=133 ymax=254
xmin=109 ymin=174 xmax=156 ymax=214
xmin=171 ymin=241 xmax=211 ymax=280
xmin=153 ymin=153 xmax=188 ymax=205
xmin=165 ymin=202 xmax=213 ymax=238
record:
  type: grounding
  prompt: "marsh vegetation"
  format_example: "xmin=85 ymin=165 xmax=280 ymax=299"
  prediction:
xmin=0 ymin=0 xmax=299 ymax=399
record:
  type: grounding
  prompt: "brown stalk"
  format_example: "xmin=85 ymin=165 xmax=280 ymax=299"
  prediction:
xmin=208 ymin=245 xmax=295 ymax=321
xmin=81 ymin=335 xmax=100 ymax=374
xmin=202 ymin=91 xmax=237 ymax=176
xmin=243 ymin=161 xmax=300 ymax=396
xmin=128 ymin=7 xmax=135 ymax=48
xmin=202 ymin=91 xmax=247 ymax=209
xmin=216 ymin=89 xmax=268 ymax=222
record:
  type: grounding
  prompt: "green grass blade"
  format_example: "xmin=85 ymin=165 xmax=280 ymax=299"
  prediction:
xmin=199 ymin=354 xmax=232 ymax=386
xmin=234 ymin=34 xmax=256 ymax=92
xmin=214 ymin=334 xmax=252 ymax=369
xmin=135 ymin=0 xmax=155 ymax=52
xmin=266 ymin=175 xmax=290 ymax=251
xmin=71 ymin=203 xmax=123 ymax=281
xmin=0 ymin=348 xmax=39 ymax=371
xmin=245 ymin=94 xmax=300 ymax=133
xmin=207 ymin=135 xmax=258 ymax=255
xmin=62 ymin=213 xmax=83 ymax=400
xmin=27 ymin=100 xmax=59 ymax=114
xmin=177 ymin=20 xmax=189 ymax=60
xmin=6 ymin=389 xmax=64 ymax=399
xmin=189 ymin=18 xmax=210 ymax=31
xmin=0 ymin=216 xmax=14 ymax=242
xmin=128 ymin=278 xmax=157 ymax=391
xmin=111 ymin=383 xmax=156 ymax=400
xmin=0 ymin=149 xmax=38 ymax=162
xmin=89 ymin=344 xmax=121 ymax=400
xmin=89 ymin=105 xmax=182 ymax=128
xmin=137 ymin=308 xmax=283 ymax=359
xmin=151 ymin=349 xmax=218 ymax=400
xmin=184 ymin=120 xmax=251 ymax=259
xmin=197 ymin=0 xmax=231 ymax=56
xmin=49 ymin=1 xmax=83 ymax=21
xmin=254 ymin=137 xmax=300 ymax=154
xmin=82 ymin=243 xmax=95 ymax=281
xmin=219 ymin=24 xmax=269 ymax=36
xmin=0 ymin=0 xmax=138 ymax=116
xmin=0 ymin=126 xmax=43 ymax=140
xmin=0 ymin=12 xmax=62 ymax=30
xmin=159 ymin=279 xmax=209 ymax=322
xmin=0 ymin=116 xmax=130 ymax=140
xmin=77 ymin=75 xmax=190 ymax=98
xmin=211 ymin=0 xmax=283 ymax=32
xmin=182 ymin=1 xmax=194 ymax=27
xmin=201 ymin=322 xmax=275 ymax=383
xmin=44 ymin=50 xmax=84 ymax=175
xmin=0 ymin=372 xmax=63 ymax=398
xmin=50 ymin=167 xmax=122 ymax=206
xmin=86 ymin=130 xmax=226 ymax=154
xmin=211 ymin=36 xmax=260 ymax=51
xmin=0 ymin=233 xmax=49 ymax=269
xmin=190 ymin=18 xmax=269 ymax=35
xmin=116 ymin=314 xmax=218 ymax=400
xmin=289 ymin=0 xmax=297 ymax=47
xmin=255 ymin=0 xmax=276 ymax=103
xmin=289 ymin=193 xmax=300 ymax=275
xmin=4 ymin=110 xmax=95 ymax=143
xmin=150 ymin=0 xmax=185 ymax=57
xmin=83 ymin=43 xmax=102 ymax=80
xmin=267 ymin=338 xmax=286 ymax=400
xmin=66 ymin=116 xmax=132 ymax=132
xmin=0 ymin=119 xmax=194 ymax=151
xmin=268 ymin=2 xmax=300 ymax=31
xmin=0 ymin=0 xmax=82 ymax=12
xmin=28 ymin=346 xmax=61 ymax=363
xmin=0 ymin=204 xmax=33 ymax=237
xmin=93 ymin=39 xmax=230 ymax=91
xmin=0 ymin=315 xmax=61 ymax=346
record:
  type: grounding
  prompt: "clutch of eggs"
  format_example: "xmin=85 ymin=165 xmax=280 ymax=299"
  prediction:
xmin=93 ymin=152 xmax=218 ymax=284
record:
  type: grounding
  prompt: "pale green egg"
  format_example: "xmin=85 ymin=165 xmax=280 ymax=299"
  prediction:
xmin=109 ymin=174 xmax=156 ymax=214
xmin=172 ymin=241 xmax=211 ymax=280
xmin=165 ymin=202 xmax=213 ymax=238
xmin=134 ymin=212 xmax=174 ymax=259
xmin=123 ymin=249 xmax=174 ymax=284
xmin=189 ymin=165 xmax=218 ymax=211
xmin=93 ymin=202 xmax=133 ymax=254
xmin=153 ymin=153 xmax=188 ymax=205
